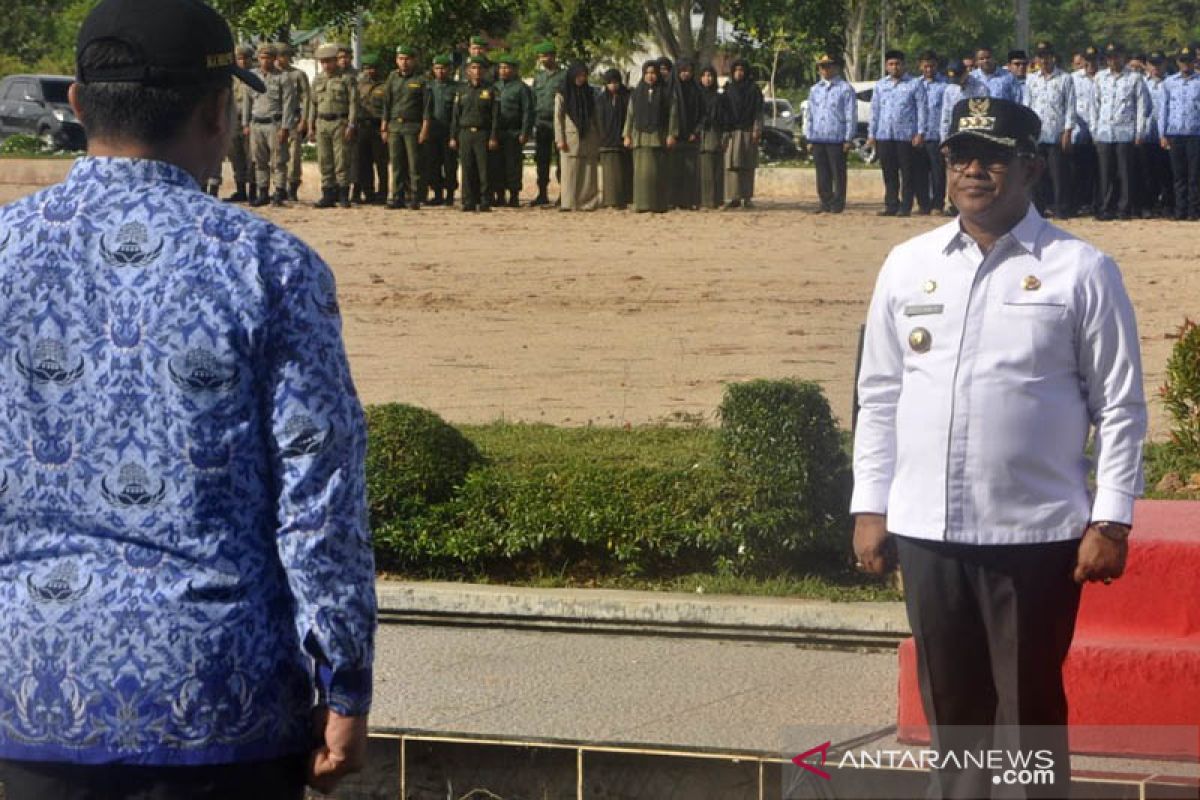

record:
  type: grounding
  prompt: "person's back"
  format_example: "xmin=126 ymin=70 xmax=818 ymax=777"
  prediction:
xmin=0 ymin=1 xmax=376 ymax=797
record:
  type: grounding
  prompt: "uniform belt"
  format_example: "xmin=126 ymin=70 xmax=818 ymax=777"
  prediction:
xmin=466 ymin=127 xmax=482 ymax=132
xmin=252 ymin=115 xmax=282 ymax=124
xmin=319 ymin=113 xmax=348 ymax=121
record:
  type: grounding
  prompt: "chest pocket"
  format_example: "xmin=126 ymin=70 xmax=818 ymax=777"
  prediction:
xmin=997 ymin=296 xmax=1074 ymax=375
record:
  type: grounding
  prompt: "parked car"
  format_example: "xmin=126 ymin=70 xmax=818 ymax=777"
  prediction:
xmin=0 ymin=75 xmax=86 ymax=151
xmin=761 ymin=97 xmax=796 ymax=136
xmin=798 ymin=80 xmax=876 ymax=163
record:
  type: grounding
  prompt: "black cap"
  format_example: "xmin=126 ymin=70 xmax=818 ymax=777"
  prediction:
xmin=1148 ymin=51 xmax=1166 ymax=65
xmin=1035 ymin=41 xmax=1055 ymax=56
xmin=944 ymin=60 xmax=966 ymax=78
xmin=1178 ymin=45 xmax=1196 ymax=63
xmin=943 ymin=97 xmax=1041 ymax=154
xmin=1104 ymin=41 xmax=1124 ymax=57
xmin=1007 ymin=49 xmax=1027 ymax=62
xmin=76 ymin=0 xmax=264 ymax=93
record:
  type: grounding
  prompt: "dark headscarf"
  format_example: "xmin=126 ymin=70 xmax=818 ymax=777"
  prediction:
xmin=595 ymin=68 xmax=630 ymax=148
xmin=632 ymin=60 xmax=670 ymax=133
xmin=560 ymin=61 xmax=594 ymax=132
xmin=673 ymin=58 xmax=704 ymax=137
xmin=724 ymin=58 xmax=762 ymax=130
xmin=698 ymin=65 xmax=725 ymax=131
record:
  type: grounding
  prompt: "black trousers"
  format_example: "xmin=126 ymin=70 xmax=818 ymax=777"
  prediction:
xmin=812 ymin=142 xmax=848 ymax=211
xmin=896 ymin=536 xmax=1082 ymax=800
xmin=1035 ymin=142 xmax=1072 ymax=218
xmin=421 ymin=126 xmax=459 ymax=195
xmin=911 ymin=139 xmax=946 ymax=212
xmin=1136 ymin=140 xmax=1174 ymax=214
xmin=354 ymin=117 xmax=388 ymax=198
xmin=1169 ymin=135 xmax=1200 ymax=219
xmin=1071 ymin=139 xmax=1099 ymax=215
xmin=877 ymin=139 xmax=915 ymax=213
xmin=0 ymin=754 xmax=307 ymax=800
xmin=1095 ymin=141 xmax=1135 ymax=216
xmin=534 ymin=123 xmax=560 ymax=193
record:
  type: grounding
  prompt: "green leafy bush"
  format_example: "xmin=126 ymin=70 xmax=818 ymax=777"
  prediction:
xmin=0 ymin=134 xmax=44 ymax=156
xmin=364 ymin=403 xmax=481 ymax=527
xmin=1161 ymin=318 xmax=1200 ymax=474
xmin=715 ymin=379 xmax=852 ymax=572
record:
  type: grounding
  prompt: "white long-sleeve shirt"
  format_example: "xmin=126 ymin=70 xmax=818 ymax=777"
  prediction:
xmin=851 ymin=205 xmax=1146 ymax=544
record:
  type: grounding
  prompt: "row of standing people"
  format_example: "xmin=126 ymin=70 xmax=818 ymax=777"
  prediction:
xmin=805 ymin=41 xmax=1200 ymax=221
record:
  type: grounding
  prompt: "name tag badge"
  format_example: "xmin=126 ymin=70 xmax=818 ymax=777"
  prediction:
xmin=480 ymin=90 xmax=491 ymax=99
xmin=408 ymin=82 xmax=422 ymax=89
xmin=904 ymin=304 xmax=944 ymax=317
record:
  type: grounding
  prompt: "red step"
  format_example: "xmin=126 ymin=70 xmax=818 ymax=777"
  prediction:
xmin=896 ymin=501 xmax=1200 ymax=759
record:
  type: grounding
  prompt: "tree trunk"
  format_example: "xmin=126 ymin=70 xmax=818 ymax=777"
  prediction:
xmin=645 ymin=0 xmax=682 ymax=58
xmin=696 ymin=0 xmax=720 ymax=65
xmin=844 ymin=0 xmax=872 ymax=82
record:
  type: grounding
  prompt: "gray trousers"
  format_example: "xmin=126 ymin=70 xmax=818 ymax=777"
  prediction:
xmin=251 ymin=122 xmax=287 ymax=192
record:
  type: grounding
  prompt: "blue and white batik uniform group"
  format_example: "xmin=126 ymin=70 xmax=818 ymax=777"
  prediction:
xmin=0 ymin=157 xmax=376 ymax=766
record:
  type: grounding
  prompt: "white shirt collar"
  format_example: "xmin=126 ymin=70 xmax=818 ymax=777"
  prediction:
xmin=941 ymin=203 xmax=1045 ymax=257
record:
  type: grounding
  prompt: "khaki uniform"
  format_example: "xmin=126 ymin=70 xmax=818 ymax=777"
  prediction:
xmin=280 ymin=66 xmax=310 ymax=191
xmin=383 ymin=71 xmax=431 ymax=203
xmin=451 ymin=81 xmax=499 ymax=209
xmin=242 ymin=68 xmax=297 ymax=194
xmin=554 ymin=93 xmax=599 ymax=210
xmin=227 ymin=76 xmax=251 ymax=186
xmin=356 ymin=73 xmax=389 ymax=199
xmin=312 ymin=71 xmax=359 ymax=189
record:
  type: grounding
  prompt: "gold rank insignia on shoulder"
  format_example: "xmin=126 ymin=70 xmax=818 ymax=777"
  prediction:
xmin=923 ymin=279 xmax=937 ymax=294
xmin=480 ymin=90 xmax=490 ymax=99
xmin=908 ymin=327 xmax=932 ymax=353
xmin=1022 ymin=275 xmax=1042 ymax=291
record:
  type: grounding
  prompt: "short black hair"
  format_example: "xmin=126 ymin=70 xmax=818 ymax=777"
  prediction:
xmin=74 ymin=38 xmax=225 ymax=143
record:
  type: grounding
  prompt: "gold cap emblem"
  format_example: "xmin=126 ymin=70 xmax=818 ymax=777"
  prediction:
xmin=1022 ymin=275 xmax=1041 ymax=291
xmin=909 ymin=327 xmax=932 ymax=353
xmin=923 ymin=279 xmax=937 ymax=294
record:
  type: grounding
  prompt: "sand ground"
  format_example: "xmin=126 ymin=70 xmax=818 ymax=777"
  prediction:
xmin=1 ymin=177 xmax=1193 ymax=438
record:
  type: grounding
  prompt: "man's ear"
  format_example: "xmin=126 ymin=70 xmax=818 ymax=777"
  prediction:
xmin=68 ymin=83 xmax=85 ymax=124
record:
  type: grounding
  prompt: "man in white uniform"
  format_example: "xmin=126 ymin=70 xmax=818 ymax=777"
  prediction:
xmin=852 ymin=97 xmax=1146 ymax=799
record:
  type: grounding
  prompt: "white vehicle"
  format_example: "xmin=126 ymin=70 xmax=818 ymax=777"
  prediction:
xmin=799 ymin=80 xmax=876 ymax=163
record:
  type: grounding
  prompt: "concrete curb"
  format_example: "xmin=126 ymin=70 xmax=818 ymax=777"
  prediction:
xmin=376 ymin=580 xmax=910 ymax=637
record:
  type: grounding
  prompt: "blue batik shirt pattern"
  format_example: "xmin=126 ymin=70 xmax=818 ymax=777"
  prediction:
xmin=972 ymin=67 xmax=1021 ymax=102
xmin=869 ymin=74 xmax=928 ymax=141
xmin=804 ymin=77 xmax=857 ymax=143
xmin=1144 ymin=75 xmax=1167 ymax=140
xmin=920 ymin=76 xmax=949 ymax=140
xmin=0 ymin=158 xmax=376 ymax=767
xmin=1091 ymin=67 xmax=1150 ymax=142
xmin=1026 ymin=68 xmax=1076 ymax=144
xmin=939 ymin=77 xmax=990 ymax=142
xmin=1072 ymin=71 xmax=1098 ymax=142
xmin=1158 ymin=71 xmax=1200 ymax=136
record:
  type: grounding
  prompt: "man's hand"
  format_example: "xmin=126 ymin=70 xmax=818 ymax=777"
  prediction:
xmin=558 ymin=141 xmax=569 ymax=152
xmin=912 ymin=133 xmax=925 ymax=147
xmin=666 ymin=135 xmax=677 ymax=149
xmin=1161 ymin=136 xmax=1171 ymax=150
xmin=853 ymin=514 xmax=896 ymax=575
xmin=488 ymin=137 xmax=499 ymax=151
xmin=842 ymin=141 xmax=852 ymax=154
xmin=1073 ymin=524 xmax=1129 ymax=584
xmin=308 ymin=708 xmax=369 ymax=795
xmin=866 ymin=136 xmax=876 ymax=150
xmin=623 ymin=135 xmax=633 ymax=149
xmin=518 ymin=134 xmax=528 ymax=146
xmin=343 ymin=125 xmax=355 ymax=143
xmin=449 ymin=138 xmax=458 ymax=150
xmin=243 ymin=125 xmax=251 ymax=138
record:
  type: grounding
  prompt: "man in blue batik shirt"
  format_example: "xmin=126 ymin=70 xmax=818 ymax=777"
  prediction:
xmin=1159 ymin=45 xmax=1200 ymax=220
xmin=1025 ymin=42 xmax=1076 ymax=218
xmin=0 ymin=0 xmax=376 ymax=797
xmin=867 ymin=49 xmax=928 ymax=216
xmin=804 ymin=52 xmax=857 ymax=214
xmin=972 ymin=46 xmax=1021 ymax=102
xmin=1091 ymin=41 xmax=1151 ymax=219
xmin=914 ymin=50 xmax=949 ymax=214
xmin=1072 ymin=46 xmax=1102 ymax=215
xmin=1141 ymin=51 xmax=1174 ymax=217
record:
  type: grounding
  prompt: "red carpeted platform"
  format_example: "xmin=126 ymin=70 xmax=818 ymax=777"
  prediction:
xmin=896 ymin=501 xmax=1200 ymax=759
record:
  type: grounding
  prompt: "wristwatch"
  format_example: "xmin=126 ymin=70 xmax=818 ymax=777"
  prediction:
xmin=1092 ymin=521 xmax=1131 ymax=542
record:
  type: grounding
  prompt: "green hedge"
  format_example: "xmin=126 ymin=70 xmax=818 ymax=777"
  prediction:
xmin=368 ymin=379 xmax=853 ymax=581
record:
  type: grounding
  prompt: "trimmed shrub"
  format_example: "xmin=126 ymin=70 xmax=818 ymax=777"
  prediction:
xmin=364 ymin=403 xmax=481 ymax=528
xmin=0 ymin=134 xmax=44 ymax=156
xmin=715 ymin=379 xmax=852 ymax=572
xmin=1161 ymin=319 xmax=1200 ymax=474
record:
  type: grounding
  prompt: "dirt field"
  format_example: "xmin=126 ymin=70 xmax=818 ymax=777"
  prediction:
xmin=1 ymin=178 xmax=1193 ymax=438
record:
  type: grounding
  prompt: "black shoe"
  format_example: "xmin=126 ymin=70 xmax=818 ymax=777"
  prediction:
xmin=249 ymin=188 xmax=270 ymax=208
xmin=723 ymin=199 xmax=741 ymax=210
xmin=224 ymin=183 xmax=248 ymax=203
xmin=248 ymin=182 xmax=258 ymax=200
xmin=530 ymin=194 xmax=550 ymax=207
xmin=337 ymin=187 xmax=351 ymax=209
xmin=479 ymin=203 xmax=492 ymax=212
xmin=287 ymin=183 xmax=300 ymax=202
xmin=408 ymin=201 xmax=421 ymax=210
xmin=896 ymin=209 xmax=911 ymax=217
xmin=446 ymin=191 xmax=455 ymax=205
xmin=271 ymin=189 xmax=287 ymax=207
xmin=351 ymin=187 xmax=365 ymax=204
xmin=387 ymin=197 xmax=404 ymax=209
xmin=508 ymin=194 xmax=521 ymax=208
xmin=877 ymin=209 xmax=897 ymax=216
xmin=314 ymin=188 xmax=337 ymax=208
xmin=461 ymin=204 xmax=476 ymax=212
xmin=429 ymin=190 xmax=444 ymax=206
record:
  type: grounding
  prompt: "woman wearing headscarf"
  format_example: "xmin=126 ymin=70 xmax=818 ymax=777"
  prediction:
xmin=554 ymin=61 xmax=600 ymax=211
xmin=622 ymin=60 xmax=678 ymax=213
xmin=669 ymin=59 xmax=705 ymax=209
xmin=595 ymin=68 xmax=633 ymax=209
xmin=698 ymin=65 xmax=727 ymax=209
xmin=722 ymin=59 xmax=764 ymax=209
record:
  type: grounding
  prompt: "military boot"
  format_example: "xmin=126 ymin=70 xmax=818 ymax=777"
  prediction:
xmin=350 ymin=185 xmax=364 ymax=204
xmin=271 ymin=188 xmax=288 ymax=207
xmin=337 ymin=187 xmax=351 ymax=209
xmin=288 ymin=182 xmax=300 ymax=202
xmin=225 ymin=183 xmax=248 ymax=203
xmin=507 ymin=191 xmax=521 ymax=208
xmin=314 ymin=188 xmax=337 ymax=209
xmin=249 ymin=186 xmax=270 ymax=208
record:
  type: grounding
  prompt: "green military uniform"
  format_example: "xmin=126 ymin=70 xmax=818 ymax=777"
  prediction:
xmin=223 ymin=46 xmax=256 ymax=201
xmin=311 ymin=43 xmax=359 ymax=208
xmin=422 ymin=55 xmax=460 ymax=205
xmin=277 ymin=44 xmax=310 ymax=200
xmin=532 ymin=42 xmax=566 ymax=204
xmin=492 ymin=54 xmax=535 ymax=206
xmin=451 ymin=59 xmax=500 ymax=211
xmin=355 ymin=55 xmax=389 ymax=203
xmin=383 ymin=46 xmax=431 ymax=209
xmin=242 ymin=44 xmax=298 ymax=206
